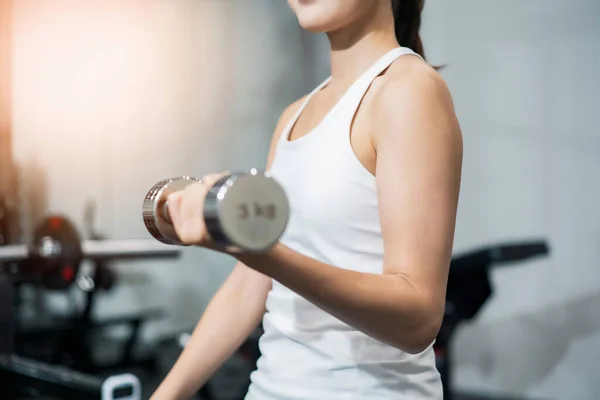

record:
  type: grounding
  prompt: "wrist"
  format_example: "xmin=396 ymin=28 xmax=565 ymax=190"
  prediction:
xmin=152 ymin=370 xmax=193 ymax=400
xmin=232 ymin=241 xmax=282 ymax=271
xmin=193 ymin=231 xmax=229 ymax=253
xmin=195 ymin=238 xmax=283 ymax=263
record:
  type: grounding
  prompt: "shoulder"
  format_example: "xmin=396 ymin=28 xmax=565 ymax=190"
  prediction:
xmin=377 ymin=56 xmax=454 ymax=117
xmin=371 ymin=56 xmax=460 ymax=145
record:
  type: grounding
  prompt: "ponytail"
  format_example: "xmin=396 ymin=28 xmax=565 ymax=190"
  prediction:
xmin=391 ymin=0 xmax=426 ymax=60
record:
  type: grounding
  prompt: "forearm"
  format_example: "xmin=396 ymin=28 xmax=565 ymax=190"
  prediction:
xmin=152 ymin=264 xmax=269 ymax=399
xmin=236 ymin=243 xmax=442 ymax=354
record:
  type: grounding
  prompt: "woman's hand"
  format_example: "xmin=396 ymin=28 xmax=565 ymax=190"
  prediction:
xmin=167 ymin=172 xmax=228 ymax=247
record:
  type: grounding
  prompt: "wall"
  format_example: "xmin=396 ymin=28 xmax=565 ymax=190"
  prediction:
xmin=429 ymin=1 xmax=600 ymax=399
xmin=9 ymin=0 xmax=600 ymax=399
xmin=11 ymin=0 xmax=310 ymax=336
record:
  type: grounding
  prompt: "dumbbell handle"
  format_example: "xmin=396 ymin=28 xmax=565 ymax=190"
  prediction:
xmin=0 ymin=239 xmax=180 ymax=263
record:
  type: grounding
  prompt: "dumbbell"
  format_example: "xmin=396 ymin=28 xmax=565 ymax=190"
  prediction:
xmin=142 ymin=169 xmax=289 ymax=252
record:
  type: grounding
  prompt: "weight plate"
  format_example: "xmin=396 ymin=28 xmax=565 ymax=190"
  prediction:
xmin=29 ymin=215 xmax=83 ymax=290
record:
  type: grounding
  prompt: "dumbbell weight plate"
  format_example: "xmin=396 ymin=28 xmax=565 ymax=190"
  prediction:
xmin=205 ymin=172 xmax=289 ymax=252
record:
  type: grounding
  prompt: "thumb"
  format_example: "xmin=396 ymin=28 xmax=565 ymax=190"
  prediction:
xmin=167 ymin=191 xmax=183 ymax=226
xmin=201 ymin=171 xmax=231 ymax=188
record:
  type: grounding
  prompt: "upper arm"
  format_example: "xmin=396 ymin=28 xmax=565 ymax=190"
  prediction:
xmin=374 ymin=65 xmax=463 ymax=314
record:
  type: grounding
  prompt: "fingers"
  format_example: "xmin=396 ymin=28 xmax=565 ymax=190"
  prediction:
xmin=166 ymin=190 xmax=185 ymax=239
xmin=183 ymin=183 xmax=208 ymax=244
xmin=167 ymin=182 xmax=207 ymax=244
xmin=165 ymin=170 xmax=230 ymax=245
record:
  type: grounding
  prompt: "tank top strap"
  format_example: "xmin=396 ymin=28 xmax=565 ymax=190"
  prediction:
xmin=341 ymin=47 xmax=421 ymax=114
xmin=276 ymin=47 xmax=419 ymax=148
xmin=277 ymin=76 xmax=332 ymax=147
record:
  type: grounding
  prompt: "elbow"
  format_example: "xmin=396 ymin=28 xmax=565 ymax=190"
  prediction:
xmin=401 ymin=329 xmax=438 ymax=355
xmin=394 ymin=311 xmax=443 ymax=355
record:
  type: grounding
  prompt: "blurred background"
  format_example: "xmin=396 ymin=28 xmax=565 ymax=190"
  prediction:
xmin=0 ymin=0 xmax=599 ymax=399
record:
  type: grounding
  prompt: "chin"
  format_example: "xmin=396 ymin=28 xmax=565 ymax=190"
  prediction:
xmin=288 ymin=0 xmax=353 ymax=33
xmin=294 ymin=6 xmax=338 ymax=33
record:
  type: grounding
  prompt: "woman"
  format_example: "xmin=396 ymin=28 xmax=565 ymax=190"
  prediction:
xmin=152 ymin=0 xmax=462 ymax=399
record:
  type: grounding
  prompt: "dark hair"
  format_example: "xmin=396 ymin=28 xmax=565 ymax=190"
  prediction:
xmin=391 ymin=0 xmax=426 ymax=60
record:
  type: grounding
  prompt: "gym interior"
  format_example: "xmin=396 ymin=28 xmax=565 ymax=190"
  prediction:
xmin=1 ymin=1 xmax=599 ymax=399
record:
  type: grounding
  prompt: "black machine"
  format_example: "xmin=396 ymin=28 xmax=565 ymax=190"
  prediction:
xmin=0 ymin=353 xmax=142 ymax=400
xmin=0 ymin=269 xmax=142 ymax=400
xmin=436 ymin=240 xmax=550 ymax=400
xmin=0 ymin=211 xmax=181 ymax=398
xmin=0 ymin=214 xmax=180 ymax=370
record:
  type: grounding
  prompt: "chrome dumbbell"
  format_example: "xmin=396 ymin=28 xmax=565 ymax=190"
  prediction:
xmin=142 ymin=170 xmax=289 ymax=252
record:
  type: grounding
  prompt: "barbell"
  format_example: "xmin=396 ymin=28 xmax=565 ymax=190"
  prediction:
xmin=0 ymin=215 xmax=180 ymax=290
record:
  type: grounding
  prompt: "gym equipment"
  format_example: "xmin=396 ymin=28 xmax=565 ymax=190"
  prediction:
xmin=1 ymin=275 xmax=143 ymax=400
xmin=436 ymin=240 xmax=550 ymax=400
xmin=0 ymin=212 xmax=181 ymax=374
xmin=0 ymin=354 xmax=141 ymax=400
xmin=0 ymin=215 xmax=180 ymax=290
xmin=0 ymin=273 xmax=14 ymax=354
xmin=143 ymin=170 xmax=289 ymax=252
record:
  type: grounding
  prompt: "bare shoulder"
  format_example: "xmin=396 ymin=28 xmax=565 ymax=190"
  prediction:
xmin=372 ymin=56 xmax=460 ymax=145
xmin=380 ymin=56 xmax=454 ymax=114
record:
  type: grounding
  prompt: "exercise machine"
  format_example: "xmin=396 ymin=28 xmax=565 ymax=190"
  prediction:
xmin=0 ymin=354 xmax=142 ymax=400
xmin=436 ymin=240 xmax=550 ymax=400
xmin=0 ymin=268 xmax=142 ymax=400
xmin=0 ymin=213 xmax=181 ymax=374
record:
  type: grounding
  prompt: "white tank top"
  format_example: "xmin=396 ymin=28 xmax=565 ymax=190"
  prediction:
xmin=245 ymin=47 xmax=443 ymax=400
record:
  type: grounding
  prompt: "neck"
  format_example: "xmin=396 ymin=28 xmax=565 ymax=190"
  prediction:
xmin=326 ymin=12 xmax=398 ymax=91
